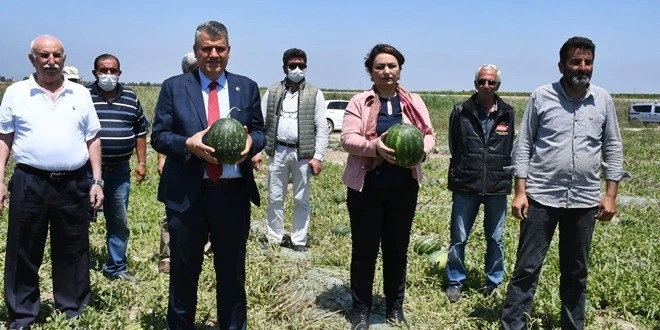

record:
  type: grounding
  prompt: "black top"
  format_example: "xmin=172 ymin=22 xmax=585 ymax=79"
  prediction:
xmin=365 ymin=97 xmax=413 ymax=187
xmin=448 ymin=93 xmax=515 ymax=195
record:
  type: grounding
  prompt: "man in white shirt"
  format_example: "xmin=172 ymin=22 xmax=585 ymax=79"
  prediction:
xmin=257 ymin=48 xmax=328 ymax=252
xmin=0 ymin=34 xmax=104 ymax=329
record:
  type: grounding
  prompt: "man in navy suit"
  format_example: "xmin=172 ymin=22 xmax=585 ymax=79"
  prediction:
xmin=151 ymin=21 xmax=265 ymax=330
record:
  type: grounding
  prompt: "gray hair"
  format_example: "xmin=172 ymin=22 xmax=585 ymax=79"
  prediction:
xmin=29 ymin=34 xmax=65 ymax=56
xmin=194 ymin=21 xmax=229 ymax=46
xmin=474 ymin=64 xmax=501 ymax=82
xmin=181 ymin=52 xmax=197 ymax=73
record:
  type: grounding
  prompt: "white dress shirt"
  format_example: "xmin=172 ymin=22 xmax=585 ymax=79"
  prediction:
xmin=0 ymin=75 xmax=101 ymax=171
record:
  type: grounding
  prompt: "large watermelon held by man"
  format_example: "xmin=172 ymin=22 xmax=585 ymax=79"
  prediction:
xmin=384 ymin=123 xmax=424 ymax=168
xmin=207 ymin=118 xmax=247 ymax=164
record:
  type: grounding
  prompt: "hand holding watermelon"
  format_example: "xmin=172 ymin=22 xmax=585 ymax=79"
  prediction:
xmin=376 ymin=131 xmax=396 ymax=164
xmin=186 ymin=125 xmax=219 ymax=164
xmin=206 ymin=118 xmax=249 ymax=164
xmin=235 ymin=126 xmax=253 ymax=164
xmin=383 ymin=123 xmax=425 ymax=168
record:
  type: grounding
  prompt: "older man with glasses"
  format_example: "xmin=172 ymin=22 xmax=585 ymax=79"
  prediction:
xmin=445 ymin=64 xmax=515 ymax=302
xmin=256 ymin=48 xmax=328 ymax=252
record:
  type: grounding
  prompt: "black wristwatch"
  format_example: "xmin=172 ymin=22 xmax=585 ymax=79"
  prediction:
xmin=91 ymin=179 xmax=104 ymax=188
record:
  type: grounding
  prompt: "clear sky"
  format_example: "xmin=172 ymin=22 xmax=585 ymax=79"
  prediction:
xmin=1 ymin=0 xmax=658 ymax=93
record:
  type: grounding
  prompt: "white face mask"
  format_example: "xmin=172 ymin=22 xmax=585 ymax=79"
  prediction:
xmin=97 ymin=74 xmax=119 ymax=92
xmin=287 ymin=68 xmax=306 ymax=83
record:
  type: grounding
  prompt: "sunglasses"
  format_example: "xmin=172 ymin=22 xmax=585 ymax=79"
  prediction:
xmin=288 ymin=63 xmax=307 ymax=70
xmin=477 ymin=79 xmax=498 ymax=86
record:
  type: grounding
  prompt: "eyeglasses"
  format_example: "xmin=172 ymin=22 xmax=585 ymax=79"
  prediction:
xmin=477 ymin=79 xmax=498 ymax=86
xmin=280 ymin=109 xmax=298 ymax=119
xmin=288 ymin=63 xmax=307 ymax=70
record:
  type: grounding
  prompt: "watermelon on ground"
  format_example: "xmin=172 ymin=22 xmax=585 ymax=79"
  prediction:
xmin=207 ymin=118 xmax=247 ymax=164
xmin=413 ymin=235 xmax=442 ymax=255
xmin=331 ymin=223 xmax=350 ymax=236
xmin=427 ymin=249 xmax=449 ymax=272
xmin=383 ymin=123 xmax=424 ymax=168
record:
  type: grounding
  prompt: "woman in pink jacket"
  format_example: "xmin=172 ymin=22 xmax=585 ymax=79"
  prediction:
xmin=341 ymin=44 xmax=436 ymax=329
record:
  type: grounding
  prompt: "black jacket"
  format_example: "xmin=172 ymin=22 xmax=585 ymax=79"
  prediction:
xmin=448 ymin=93 xmax=515 ymax=195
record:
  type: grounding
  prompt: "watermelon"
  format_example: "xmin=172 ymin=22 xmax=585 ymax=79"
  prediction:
xmin=413 ymin=235 xmax=442 ymax=255
xmin=383 ymin=123 xmax=424 ymax=168
xmin=207 ymin=118 xmax=247 ymax=164
xmin=331 ymin=223 xmax=350 ymax=236
xmin=427 ymin=249 xmax=449 ymax=272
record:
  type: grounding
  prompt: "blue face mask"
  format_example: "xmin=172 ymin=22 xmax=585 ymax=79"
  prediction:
xmin=287 ymin=68 xmax=306 ymax=83
xmin=97 ymin=74 xmax=119 ymax=92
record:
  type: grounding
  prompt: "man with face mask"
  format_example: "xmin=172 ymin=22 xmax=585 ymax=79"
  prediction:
xmin=501 ymin=36 xmax=626 ymax=330
xmin=87 ymin=53 xmax=148 ymax=283
xmin=257 ymin=48 xmax=328 ymax=252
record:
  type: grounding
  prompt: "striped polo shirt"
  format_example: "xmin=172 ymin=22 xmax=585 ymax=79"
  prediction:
xmin=87 ymin=82 xmax=149 ymax=165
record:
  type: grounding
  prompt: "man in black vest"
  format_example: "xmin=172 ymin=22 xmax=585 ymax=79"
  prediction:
xmin=445 ymin=64 xmax=515 ymax=302
xmin=257 ymin=48 xmax=328 ymax=252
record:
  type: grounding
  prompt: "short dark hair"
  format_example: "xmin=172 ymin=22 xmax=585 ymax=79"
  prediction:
xmin=364 ymin=44 xmax=405 ymax=75
xmin=282 ymin=48 xmax=307 ymax=66
xmin=195 ymin=21 xmax=229 ymax=46
xmin=559 ymin=36 xmax=595 ymax=64
xmin=93 ymin=53 xmax=121 ymax=71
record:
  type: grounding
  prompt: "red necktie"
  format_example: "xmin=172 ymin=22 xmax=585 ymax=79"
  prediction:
xmin=207 ymin=81 xmax=222 ymax=181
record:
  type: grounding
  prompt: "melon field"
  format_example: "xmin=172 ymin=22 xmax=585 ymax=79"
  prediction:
xmin=0 ymin=83 xmax=658 ymax=329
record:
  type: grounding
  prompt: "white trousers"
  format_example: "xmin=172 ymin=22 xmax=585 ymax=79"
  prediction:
xmin=266 ymin=145 xmax=312 ymax=246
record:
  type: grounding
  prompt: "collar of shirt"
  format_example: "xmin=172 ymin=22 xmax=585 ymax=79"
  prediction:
xmin=198 ymin=69 xmax=227 ymax=92
xmin=557 ymin=78 xmax=594 ymax=103
xmin=475 ymin=98 xmax=498 ymax=116
xmin=28 ymin=74 xmax=72 ymax=98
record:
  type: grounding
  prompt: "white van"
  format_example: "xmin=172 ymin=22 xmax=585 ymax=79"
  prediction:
xmin=629 ymin=102 xmax=660 ymax=124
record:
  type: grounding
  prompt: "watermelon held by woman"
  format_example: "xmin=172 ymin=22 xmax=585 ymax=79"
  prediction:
xmin=383 ymin=123 xmax=424 ymax=168
xmin=207 ymin=118 xmax=247 ymax=164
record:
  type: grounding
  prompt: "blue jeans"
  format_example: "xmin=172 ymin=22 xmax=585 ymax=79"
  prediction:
xmin=90 ymin=162 xmax=131 ymax=277
xmin=446 ymin=192 xmax=506 ymax=288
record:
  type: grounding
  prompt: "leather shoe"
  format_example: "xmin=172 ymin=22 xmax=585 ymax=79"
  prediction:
xmin=350 ymin=307 xmax=370 ymax=330
xmin=446 ymin=285 xmax=461 ymax=303
xmin=386 ymin=307 xmax=408 ymax=326
xmin=158 ymin=259 xmax=170 ymax=274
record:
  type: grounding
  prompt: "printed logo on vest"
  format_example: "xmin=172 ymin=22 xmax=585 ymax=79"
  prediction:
xmin=495 ymin=123 xmax=509 ymax=135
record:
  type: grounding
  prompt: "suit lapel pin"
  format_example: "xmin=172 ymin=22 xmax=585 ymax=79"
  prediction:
xmin=236 ymin=86 xmax=240 ymax=91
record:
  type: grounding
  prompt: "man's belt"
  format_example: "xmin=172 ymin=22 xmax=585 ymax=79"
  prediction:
xmin=277 ymin=140 xmax=298 ymax=148
xmin=17 ymin=164 xmax=86 ymax=179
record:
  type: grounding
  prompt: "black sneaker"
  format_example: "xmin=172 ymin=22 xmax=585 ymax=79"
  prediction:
xmin=386 ymin=307 xmax=408 ymax=327
xmin=350 ymin=307 xmax=370 ymax=330
xmin=291 ymin=244 xmax=307 ymax=252
xmin=446 ymin=285 xmax=461 ymax=303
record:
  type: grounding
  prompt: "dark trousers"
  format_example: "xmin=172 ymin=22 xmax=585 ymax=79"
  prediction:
xmin=347 ymin=178 xmax=418 ymax=312
xmin=166 ymin=179 xmax=250 ymax=330
xmin=4 ymin=166 xmax=91 ymax=328
xmin=501 ymin=198 xmax=597 ymax=330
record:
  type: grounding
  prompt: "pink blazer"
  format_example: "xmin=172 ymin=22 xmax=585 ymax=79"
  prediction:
xmin=340 ymin=89 xmax=436 ymax=192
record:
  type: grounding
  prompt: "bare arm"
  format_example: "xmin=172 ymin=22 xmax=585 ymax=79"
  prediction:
xmin=0 ymin=133 xmax=13 ymax=215
xmin=511 ymin=178 xmax=529 ymax=220
xmin=134 ymin=136 xmax=147 ymax=183
xmin=596 ymin=180 xmax=618 ymax=221
xmin=87 ymin=136 xmax=104 ymax=209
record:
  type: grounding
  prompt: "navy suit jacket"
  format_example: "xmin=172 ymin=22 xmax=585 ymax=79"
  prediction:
xmin=151 ymin=70 xmax=265 ymax=212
